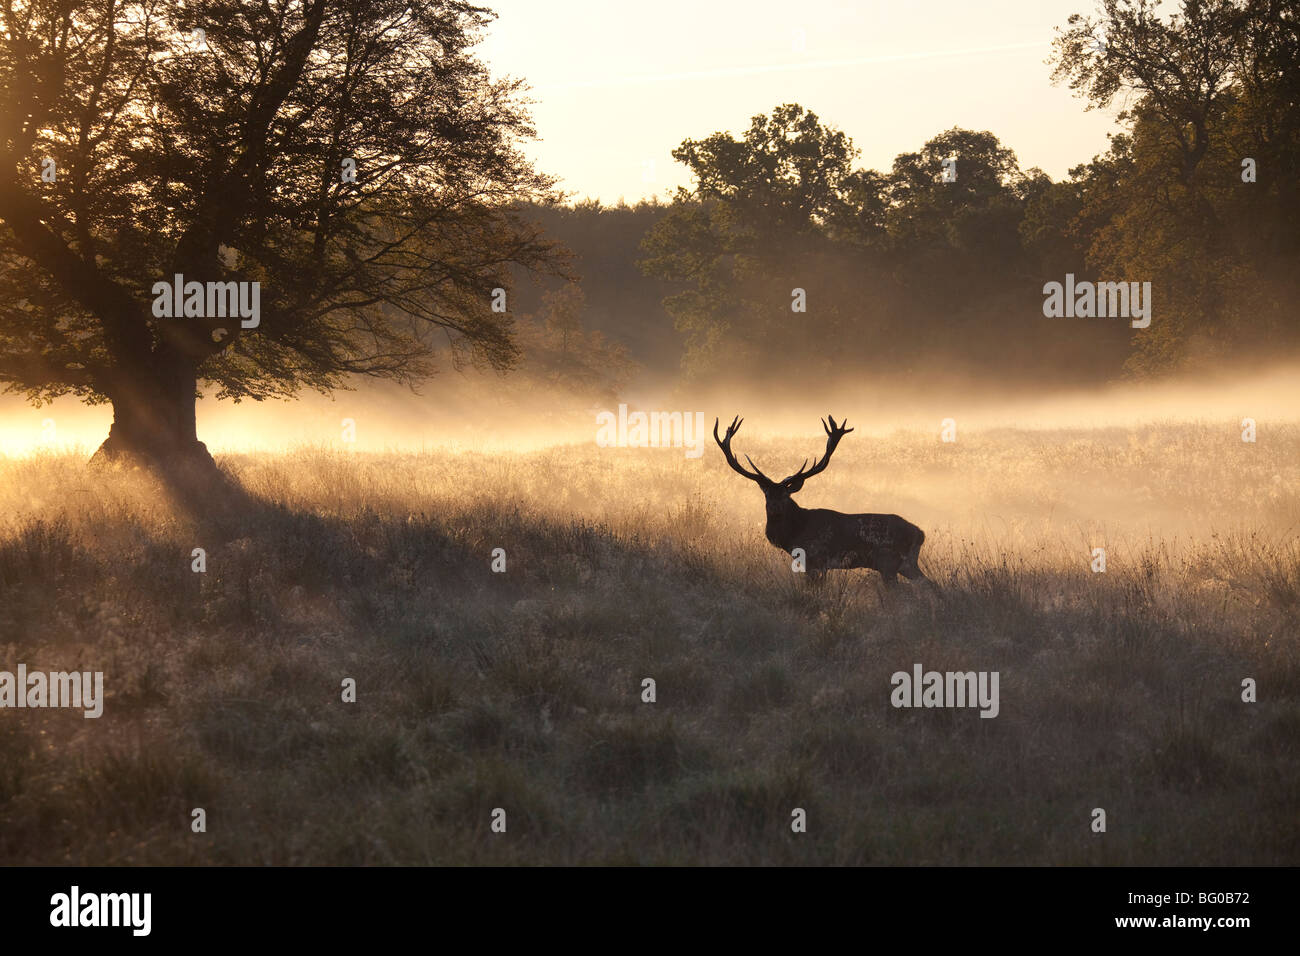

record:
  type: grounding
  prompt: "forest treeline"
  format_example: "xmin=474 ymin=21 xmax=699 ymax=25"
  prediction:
xmin=3 ymin=1 xmax=1297 ymax=464
xmin=513 ymin=0 xmax=1300 ymax=397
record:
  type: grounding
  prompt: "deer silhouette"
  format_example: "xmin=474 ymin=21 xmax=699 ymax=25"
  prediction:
xmin=714 ymin=415 xmax=931 ymax=588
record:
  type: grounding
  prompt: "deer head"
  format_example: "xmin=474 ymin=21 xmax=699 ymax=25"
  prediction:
xmin=713 ymin=414 xmax=854 ymax=519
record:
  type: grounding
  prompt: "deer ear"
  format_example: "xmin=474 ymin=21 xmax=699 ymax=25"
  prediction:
xmin=783 ymin=476 xmax=804 ymax=494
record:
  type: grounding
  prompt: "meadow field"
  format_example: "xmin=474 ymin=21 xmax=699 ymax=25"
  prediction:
xmin=0 ymin=421 xmax=1297 ymax=864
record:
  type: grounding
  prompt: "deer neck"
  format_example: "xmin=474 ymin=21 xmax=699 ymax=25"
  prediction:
xmin=764 ymin=497 xmax=806 ymax=550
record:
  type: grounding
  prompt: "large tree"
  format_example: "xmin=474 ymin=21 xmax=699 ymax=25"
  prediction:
xmin=0 ymin=0 xmax=563 ymax=468
xmin=638 ymin=104 xmax=869 ymax=380
xmin=1051 ymin=0 xmax=1300 ymax=371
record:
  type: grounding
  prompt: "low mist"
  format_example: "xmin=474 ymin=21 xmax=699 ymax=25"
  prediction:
xmin=2 ymin=359 xmax=1295 ymax=458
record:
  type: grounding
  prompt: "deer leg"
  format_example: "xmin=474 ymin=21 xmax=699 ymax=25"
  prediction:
xmin=899 ymin=542 xmax=938 ymax=589
xmin=899 ymin=562 xmax=929 ymax=583
xmin=901 ymin=567 xmax=940 ymax=594
xmin=874 ymin=549 xmax=901 ymax=585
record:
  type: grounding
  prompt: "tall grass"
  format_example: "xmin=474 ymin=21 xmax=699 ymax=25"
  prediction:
xmin=0 ymin=423 xmax=1296 ymax=864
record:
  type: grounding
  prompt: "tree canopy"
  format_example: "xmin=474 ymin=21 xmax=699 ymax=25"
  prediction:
xmin=637 ymin=1 xmax=1299 ymax=384
xmin=0 ymin=0 xmax=565 ymax=462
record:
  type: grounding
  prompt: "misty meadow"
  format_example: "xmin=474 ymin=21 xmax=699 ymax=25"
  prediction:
xmin=1 ymin=422 xmax=1297 ymax=864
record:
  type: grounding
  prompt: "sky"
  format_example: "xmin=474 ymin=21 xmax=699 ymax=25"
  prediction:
xmin=476 ymin=0 xmax=1121 ymax=204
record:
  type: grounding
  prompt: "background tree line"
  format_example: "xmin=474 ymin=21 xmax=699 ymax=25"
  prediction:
xmin=521 ymin=0 xmax=1300 ymax=392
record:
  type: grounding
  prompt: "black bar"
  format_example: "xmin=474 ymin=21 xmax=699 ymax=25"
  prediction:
xmin=0 ymin=866 xmax=1283 ymax=943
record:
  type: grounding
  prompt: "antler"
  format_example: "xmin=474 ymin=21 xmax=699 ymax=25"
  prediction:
xmin=713 ymin=416 xmax=772 ymax=485
xmin=782 ymin=414 xmax=854 ymax=484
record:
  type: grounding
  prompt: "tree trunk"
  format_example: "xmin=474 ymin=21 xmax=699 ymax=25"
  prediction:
xmin=91 ymin=354 xmax=215 ymax=472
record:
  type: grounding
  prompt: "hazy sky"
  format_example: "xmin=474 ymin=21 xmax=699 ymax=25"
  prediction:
xmin=477 ymin=0 xmax=1120 ymax=203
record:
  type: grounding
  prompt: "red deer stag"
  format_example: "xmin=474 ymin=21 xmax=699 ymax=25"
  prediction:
xmin=714 ymin=415 xmax=931 ymax=588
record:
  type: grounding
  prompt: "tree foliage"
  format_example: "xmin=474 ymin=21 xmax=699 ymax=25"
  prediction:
xmin=640 ymin=2 xmax=1299 ymax=383
xmin=1051 ymin=0 xmax=1300 ymax=371
xmin=639 ymin=106 xmax=1125 ymax=383
xmin=0 ymin=0 xmax=565 ymax=458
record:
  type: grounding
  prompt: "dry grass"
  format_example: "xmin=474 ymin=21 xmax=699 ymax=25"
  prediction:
xmin=0 ymin=422 xmax=1297 ymax=864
